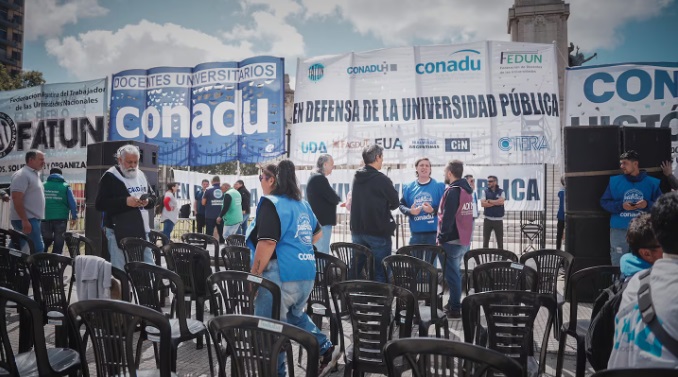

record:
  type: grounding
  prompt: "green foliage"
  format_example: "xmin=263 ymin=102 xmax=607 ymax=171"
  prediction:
xmin=0 ymin=64 xmax=46 ymax=91
xmin=191 ymin=161 xmax=260 ymax=176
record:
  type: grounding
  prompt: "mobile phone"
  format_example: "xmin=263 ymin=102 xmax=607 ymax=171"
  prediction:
xmin=139 ymin=194 xmax=149 ymax=201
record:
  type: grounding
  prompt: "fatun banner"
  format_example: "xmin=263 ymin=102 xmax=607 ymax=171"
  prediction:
xmin=292 ymin=41 xmax=560 ymax=166
xmin=0 ymin=79 xmax=107 ymax=184
xmin=109 ymin=57 xmax=285 ymax=166
xmin=566 ymin=63 xmax=678 ymax=162
xmin=172 ymin=164 xmax=544 ymax=213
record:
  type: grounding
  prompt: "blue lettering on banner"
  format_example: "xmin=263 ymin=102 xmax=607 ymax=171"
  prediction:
xmin=300 ymin=141 xmax=327 ymax=153
xmin=108 ymin=57 xmax=285 ymax=166
xmin=347 ymin=62 xmax=398 ymax=76
xmin=498 ymin=136 xmax=549 ymax=151
xmin=477 ymin=178 xmax=540 ymax=201
xmin=415 ymin=49 xmax=481 ymax=74
xmin=583 ymin=69 xmax=678 ymax=103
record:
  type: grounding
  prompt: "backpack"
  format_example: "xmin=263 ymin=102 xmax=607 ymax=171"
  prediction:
xmin=585 ymin=278 xmax=629 ymax=371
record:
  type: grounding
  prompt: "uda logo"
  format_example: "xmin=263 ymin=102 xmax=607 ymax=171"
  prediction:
xmin=295 ymin=213 xmax=314 ymax=246
xmin=0 ymin=112 xmax=17 ymax=159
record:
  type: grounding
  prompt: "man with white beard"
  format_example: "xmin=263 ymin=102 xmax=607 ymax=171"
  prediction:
xmin=95 ymin=145 xmax=156 ymax=269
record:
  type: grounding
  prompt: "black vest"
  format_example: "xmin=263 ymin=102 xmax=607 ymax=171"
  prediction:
xmin=484 ymin=187 xmax=505 ymax=218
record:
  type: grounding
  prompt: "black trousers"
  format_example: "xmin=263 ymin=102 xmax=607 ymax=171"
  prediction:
xmin=556 ymin=219 xmax=565 ymax=250
xmin=205 ymin=218 xmax=224 ymax=243
xmin=482 ymin=219 xmax=504 ymax=250
xmin=196 ymin=214 xmax=206 ymax=234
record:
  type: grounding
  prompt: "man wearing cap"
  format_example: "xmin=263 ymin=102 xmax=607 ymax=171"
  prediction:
xmin=600 ymin=150 xmax=662 ymax=266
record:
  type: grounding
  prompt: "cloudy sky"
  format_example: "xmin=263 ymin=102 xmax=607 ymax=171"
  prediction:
xmin=23 ymin=0 xmax=678 ymax=86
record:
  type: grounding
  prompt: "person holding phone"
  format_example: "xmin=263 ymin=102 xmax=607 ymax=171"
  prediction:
xmin=600 ymin=150 xmax=662 ymax=266
xmin=95 ymin=145 xmax=156 ymax=269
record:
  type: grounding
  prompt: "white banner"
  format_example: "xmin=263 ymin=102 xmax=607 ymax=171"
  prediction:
xmin=565 ymin=63 xmax=678 ymax=164
xmin=291 ymin=41 xmax=560 ymax=166
xmin=172 ymin=164 xmax=545 ymax=213
xmin=0 ymin=79 xmax=107 ymax=183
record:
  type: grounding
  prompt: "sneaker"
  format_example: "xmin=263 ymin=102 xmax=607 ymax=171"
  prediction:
xmin=318 ymin=345 xmax=341 ymax=377
xmin=446 ymin=308 xmax=461 ymax=319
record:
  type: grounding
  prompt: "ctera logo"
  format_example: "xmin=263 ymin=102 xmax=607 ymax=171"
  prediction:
xmin=308 ymin=63 xmax=325 ymax=82
xmin=498 ymin=136 xmax=549 ymax=152
xmin=500 ymin=51 xmax=543 ymax=65
xmin=0 ymin=112 xmax=17 ymax=159
xmin=416 ymin=49 xmax=481 ymax=74
xmin=347 ymin=62 xmax=398 ymax=76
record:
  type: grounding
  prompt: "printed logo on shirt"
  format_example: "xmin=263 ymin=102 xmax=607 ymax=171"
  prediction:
xmin=623 ymin=189 xmax=643 ymax=204
xmin=298 ymin=253 xmax=316 ymax=261
xmin=295 ymin=213 xmax=314 ymax=246
xmin=213 ymin=189 xmax=223 ymax=199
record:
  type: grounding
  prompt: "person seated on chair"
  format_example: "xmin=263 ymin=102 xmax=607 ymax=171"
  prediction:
xmin=608 ymin=191 xmax=678 ymax=369
xmin=620 ymin=213 xmax=663 ymax=280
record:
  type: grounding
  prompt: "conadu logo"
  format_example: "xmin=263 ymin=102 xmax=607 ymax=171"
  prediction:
xmin=416 ymin=49 xmax=482 ymax=75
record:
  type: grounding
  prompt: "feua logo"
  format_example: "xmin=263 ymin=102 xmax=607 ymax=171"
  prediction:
xmin=300 ymin=141 xmax=327 ymax=153
xmin=0 ymin=112 xmax=17 ymax=159
xmin=416 ymin=49 xmax=481 ymax=75
xmin=347 ymin=62 xmax=398 ymax=76
xmin=375 ymin=137 xmax=403 ymax=150
xmin=500 ymin=51 xmax=543 ymax=65
xmin=308 ymin=63 xmax=325 ymax=82
xmin=498 ymin=136 xmax=549 ymax=151
xmin=295 ymin=213 xmax=314 ymax=245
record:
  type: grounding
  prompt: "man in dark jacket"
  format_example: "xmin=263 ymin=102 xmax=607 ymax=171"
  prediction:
xmin=42 ymin=168 xmax=78 ymax=254
xmin=307 ymin=154 xmax=341 ymax=253
xmin=350 ymin=144 xmax=399 ymax=282
xmin=95 ymin=145 xmax=156 ymax=269
xmin=233 ymin=180 xmax=251 ymax=235
xmin=437 ymin=160 xmax=474 ymax=318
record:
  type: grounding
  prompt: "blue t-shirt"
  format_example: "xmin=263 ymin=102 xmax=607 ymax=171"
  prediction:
xmin=203 ymin=184 xmax=224 ymax=219
xmin=557 ymin=188 xmax=565 ymax=221
xmin=400 ymin=179 xmax=445 ymax=233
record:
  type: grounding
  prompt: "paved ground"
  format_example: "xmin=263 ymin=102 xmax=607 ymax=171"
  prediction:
xmin=6 ymin=246 xmax=598 ymax=377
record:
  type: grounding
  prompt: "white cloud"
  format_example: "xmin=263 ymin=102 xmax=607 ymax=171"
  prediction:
xmin=45 ymin=20 xmax=258 ymax=80
xmin=25 ymin=0 xmax=109 ymax=40
xmin=299 ymin=0 xmax=673 ymax=53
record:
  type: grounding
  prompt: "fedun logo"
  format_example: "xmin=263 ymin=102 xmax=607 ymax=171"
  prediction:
xmin=498 ymin=136 xmax=549 ymax=151
xmin=500 ymin=51 xmax=543 ymax=65
xmin=308 ymin=63 xmax=325 ymax=82
xmin=0 ymin=112 xmax=17 ymax=159
xmin=416 ymin=49 xmax=481 ymax=74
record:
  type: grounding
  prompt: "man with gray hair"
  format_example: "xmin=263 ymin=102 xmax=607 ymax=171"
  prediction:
xmin=350 ymin=144 xmax=399 ymax=282
xmin=95 ymin=144 xmax=156 ymax=269
xmin=306 ymin=154 xmax=341 ymax=253
xmin=10 ymin=150 xmax=46 ymax=253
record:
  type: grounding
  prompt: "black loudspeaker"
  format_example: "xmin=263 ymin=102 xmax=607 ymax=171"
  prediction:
xmin=566 ymin=214 xmax=612 ymax=302
xmin=86 ymin=140 xmax=159 ymax=169
xmin=564 ymin=175 xmax=610 ymax=215
xmin=564 ymin=126 xmax=621 ymax=173
xmin=622 ymin=126 xmax=672 ymax=169
xmin=84 ymin=204 xmax=108 ymax=260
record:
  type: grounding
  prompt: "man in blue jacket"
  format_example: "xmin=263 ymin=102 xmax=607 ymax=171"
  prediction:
xmin=600 ymin=150 xmax=662 ymax=266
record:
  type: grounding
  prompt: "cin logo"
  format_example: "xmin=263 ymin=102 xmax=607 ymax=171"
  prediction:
xmin=308 ymin=63 xmax=325 ymax=82
xmin=498 ymin=136 xmax=549 ymax=151
xmin=445 ymin=138 xmax=470 ymax=152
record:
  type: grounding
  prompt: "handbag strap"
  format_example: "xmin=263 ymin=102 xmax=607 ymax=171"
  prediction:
xmin=637 ymin=269 xmax=678 ymax=357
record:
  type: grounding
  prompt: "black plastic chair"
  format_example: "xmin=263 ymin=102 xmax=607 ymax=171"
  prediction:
xmin=331 ymin=280 xmax=415 ymax=377
xmin=0 ymin=286 xmax=80 ymax=376
xmin=148 ymin=230 xmax=171 ymax=248
xmin=27 ymin=253 xmax=73 ymax=348
xmin=119 ymin=237 xmax=163 ymax=264
xmin=591 ymin=369 xmax=678 ymax=377
xmin=63 ymin=232 xmax=96 ymax=258
xmin=225 ymin=234 xmax=246 ymax=247
xmin=208 ymin=314 xmax=319 ymax=377
xmin=463 ymin=248 xmax=518 ymax=295
xmin=0 ymin=228 xmax=35 ymax=255
xmin=125 ymin=262 xmax=214 ymax=375
xmin=556 ymin=266 xmax=621 ymax=377
xmin=68 ymin=298 xmax=173 ymax=377
xmin=462 ymin=291 xmax=557 ymax=377
xmin=397 ymin=244 xmax=447 ymax=302
xmin=519 ymin=249 xmax=573 ymax=340
xmin=0 ymin=246 xmax=32 ymax=352
xmin=384 ymin=337 xmax=524 ymax=377
xmin=471 ymin=261 xmax=539 ymax=294
xmin=383 ymin=254 xmax=449 ymax=338
xmin=330 ymin=242 xmax=374 ymax=280
xmin=164 ymin=242 xmax=213 ymax=321
xmin=111 ymin=266 xmax=133 ymax=302
xmin=182 ymin=232 xmax=221 ymax=272
xmin=220 ymin=245 xmax=251 ymax=272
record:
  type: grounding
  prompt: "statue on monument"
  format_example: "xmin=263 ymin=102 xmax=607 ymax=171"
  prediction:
xmin=568 ymin=42 xmax=598 ymax=67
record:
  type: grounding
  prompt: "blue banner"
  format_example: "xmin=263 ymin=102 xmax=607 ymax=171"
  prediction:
xmin=109 ymin=56 xmax=285 ymax=166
